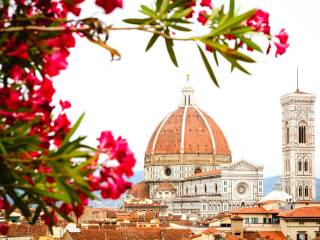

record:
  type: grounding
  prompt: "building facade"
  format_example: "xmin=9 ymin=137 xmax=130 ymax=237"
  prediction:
xmin=281 ymin=89 xmax=316 ymax=201
xmin=128 ymin=80 xmax=264 ymax=218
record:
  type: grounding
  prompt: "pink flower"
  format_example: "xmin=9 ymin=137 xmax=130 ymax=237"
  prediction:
xmin=246 ymin=9 xmax=270 ymax=35
xmin=52 ymin=113 xmax=71 ymax=134
xmin=95 ymin=0 xmax=123 ymax=14
xmin=42 ymin=210 xmax=57 ymax=226
xmin=0 ymin=224 xmax=9 ymax=235
xmin=61 ymin=203 xmax=73 ymax=215
xmin=9 ymin=65 xmax=24 ymax=81
xmin=197 ymin=11 xmax=208 ymax=25
xmin=110 ymin=137 xmax=129 ymax=161
xmin=276 ymin=28 xmax=289 ymax=44
xmin=98 ymin=131 xmax=115 ymax=150
xmin=274 ymin=42 xmax=289 ymax=57
xmin=59 ymin=100 xmax=71 ymax=110
xmin=43 ymin=52 xmax=68 ymax=77
xmin=7 ymin=43 xmax=29 ymax=60
xmin=73 ymin=204 xmax=84 ymax=218
xmin=200 ymin=0 xmax=212 ymax=8
xmin=205 ymin=44 xmax=213 ymax=52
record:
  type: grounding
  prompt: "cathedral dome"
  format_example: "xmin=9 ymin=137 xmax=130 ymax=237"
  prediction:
xmin=145 ymin=106 xmax=230 ymax=156
xmin=145 ymin=79 xmax=231 ymax=167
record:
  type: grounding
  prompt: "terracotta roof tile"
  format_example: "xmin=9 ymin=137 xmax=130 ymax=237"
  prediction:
xmin=279 ymin=206 xmax=320 ymax=218
xmin=127 ymin=182 xmax=150 ymax=199
xmin=232 ymin=207 xmax=268 ymax=214
xmin=145 ymin=106 xmax=231 ymax=157
xmin=186 ymin=169 xmax=221 ymax=179
xmin=259 ymin=231 xmax=286 ymax=240
xmin=156 ymin=182 xmax=176 ymax=191
xmin=7 ymin=224 xmax=48 ymax=237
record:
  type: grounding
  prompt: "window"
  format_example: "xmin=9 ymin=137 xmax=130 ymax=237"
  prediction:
xmin=305 ymin=186 xmax=309 ymax=197
xmin=204 ymin=184 xmax=207 ymax=193
xmin=296 ymin=232 xmax=307 ymax=240
xmin=299 ymin=123 xmax=307 ymax=143
xmin=298 ymin=186 xmax=303 ymax=197
xmin=215 ymin=183 xmax=218 ymax=192
xmin=245 ymin=218 xmax=250 ymax=224
xmin=298 ymin=160 xmax=302 ymax=171
xmin=285 ymin=121 xmax=289 ymax=144
xmin=195 ymin=185 xmax=197 ymax=194
xmin=251 ymin=218 xmax=258 ymax=224
xmin=304 ymin=161 xmax=308 ymax=172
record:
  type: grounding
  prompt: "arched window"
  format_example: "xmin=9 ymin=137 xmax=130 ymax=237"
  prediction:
xmin=299 ymin=122 xmax=307 ymax=143
xmin=298 ymin=185 xmax=303 ymax=197
xmin=285 ymin=121 xmax=289 ymax=144
xmin=298 ymin=160 xmax=302 ymax=171
xmin=304 ymin=160 xmax=308 ymax=172
xmin=305 ymin=186 xmax=309 ymax=197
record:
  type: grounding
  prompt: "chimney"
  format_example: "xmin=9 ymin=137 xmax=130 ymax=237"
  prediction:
xmin=231 ymin=215 xmax=243 ymax=238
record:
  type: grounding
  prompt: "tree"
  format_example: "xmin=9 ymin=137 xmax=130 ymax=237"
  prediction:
xmin=0 ymin=0 xmax=288 ymax=235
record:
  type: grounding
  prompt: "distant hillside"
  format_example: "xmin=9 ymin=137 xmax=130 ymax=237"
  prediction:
xmin=90 ymin=172 xmax=320 ymax=207
xmin=264 ymin=176 xmax=320 ymax=201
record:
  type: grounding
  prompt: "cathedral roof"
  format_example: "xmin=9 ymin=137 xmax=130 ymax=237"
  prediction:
xmin=127 ymin=182 xmax=150 ymax=199
xmin=145 ymin=79 xmax=231 ymax=160
xmin=156 ymin=182 xmax=176 ymax=191
xmin=145 ymin=106 xmax=230 ymax=156
xmin=186 ymin=169 xmax=221 ymax=179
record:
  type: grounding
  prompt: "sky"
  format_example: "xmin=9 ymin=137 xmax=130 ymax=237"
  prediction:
xmin=54 ymin=0 xmax=320 ymax=177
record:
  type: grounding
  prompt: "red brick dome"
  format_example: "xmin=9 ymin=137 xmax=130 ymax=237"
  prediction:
xmin=145 ymin=106 xmax=231 ymax=156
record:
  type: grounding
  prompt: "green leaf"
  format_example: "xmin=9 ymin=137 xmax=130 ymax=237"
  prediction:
xmin=208 ymin=8 xmax=256 ymax=37
xmin=230 ymin=26 xmax=253 ymax=35
xmin=228 ymin=0 xmax=235 ymax=17
xmin=170 ymin=8 xmax=192 ymax=19
xmin=146 ymin=34 xmax=160 ymax=51
xmin=60 ymin=113 xmax=85 ymax=147
xmin=156 ymin=0 xmax=163 ymax=11
xmin=0 ymin=142 xmax=7 ymax=155
xmin=238 ymin=37 xmax=263 ymax=53
xmin=165 ymin=18 xmax=191 ymax=24
xmin=213 ymin=51 xmax=219 ymax=67
xmin=170 ymin=24 xmax=191 ymax=32
xmin=123 ymin=18 xmax=151 ymax=25
xmin=140 ymin=5 xmax=157 ymax=18
xmin=165 ymin=37 xmax=178 ymax=67
xmin=203 ymin=40 xmax=255 ymax=63
xmin=160 ymin=0 xmax=170 ymax=14
xmin=197 ymin=45 xmax=219 ymax=87
xmin=220 ymin=51 xmax=251 ymax=74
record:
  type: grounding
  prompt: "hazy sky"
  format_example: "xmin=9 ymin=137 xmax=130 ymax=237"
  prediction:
xmin=54 ymin=0 xmax=320 ymax=177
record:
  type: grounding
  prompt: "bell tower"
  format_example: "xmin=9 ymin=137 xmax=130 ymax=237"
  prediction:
xmin=280 ymin=83 xmax=316 ymax=201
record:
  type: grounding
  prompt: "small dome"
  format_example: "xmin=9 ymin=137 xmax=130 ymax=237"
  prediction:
xmin=260 ymin=190 xmax=292 ymax=202
xmin=127 ymin=182 xmax=150 ymax=199
xmin=156 ymin=182 xmax=176 ymax=191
